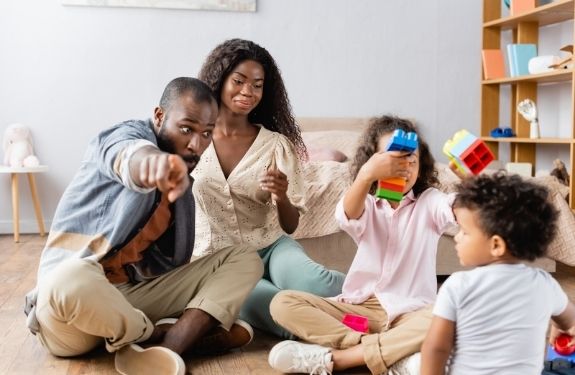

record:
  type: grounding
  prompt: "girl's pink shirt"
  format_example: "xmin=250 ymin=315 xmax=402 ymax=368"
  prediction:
xmin=334 ymin=188 xmax=456 ymax=325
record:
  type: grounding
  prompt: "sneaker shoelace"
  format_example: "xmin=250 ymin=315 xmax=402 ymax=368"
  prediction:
xmin=292 ymin=346 xmax=332 ymax=375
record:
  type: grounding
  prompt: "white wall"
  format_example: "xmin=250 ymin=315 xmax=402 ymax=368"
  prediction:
xmin=0 ymin=0 xmax=483 ymax=233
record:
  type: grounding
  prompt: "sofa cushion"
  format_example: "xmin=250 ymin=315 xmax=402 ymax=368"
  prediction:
xmin=546 ymin=185 xmax=575 ymax=266
xmin=307 ymin=146 xmax=348 ymax=162
xmin=302 ymin=130 xmax=361 ymax=160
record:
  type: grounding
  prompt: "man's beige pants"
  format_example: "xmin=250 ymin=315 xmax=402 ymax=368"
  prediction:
xmin=270 ymin=290 xmax=432 ymax=375
xmin=35 ymin=245 xmax=263 ymax=357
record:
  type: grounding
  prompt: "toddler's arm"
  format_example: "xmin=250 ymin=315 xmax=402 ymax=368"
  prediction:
xmin=550 ymin=301 xmax=575 ymax=346
xmin=421 ymin=316 xmax=454 ymax=375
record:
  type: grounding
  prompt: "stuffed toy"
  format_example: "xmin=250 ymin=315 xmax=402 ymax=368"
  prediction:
xmin=2 ymin=123 xmax=40 ymax=167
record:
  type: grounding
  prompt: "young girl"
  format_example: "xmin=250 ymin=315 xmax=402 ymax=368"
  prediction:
xmin=268 ymin=115 xmax=458 ymax=374
xmin=422 ymin=173 xmax=575 ymax=374
xmin=194 ymin=39 xmax=345 ymax=338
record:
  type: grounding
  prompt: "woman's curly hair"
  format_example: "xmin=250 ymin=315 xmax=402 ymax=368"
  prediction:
xmin=198 ymin=38 xmax=306 ymax=159
xmin=453 ymin=172 xmax=559 ymax=261
xmin=351 ymin=115 xmax=439 ymax=197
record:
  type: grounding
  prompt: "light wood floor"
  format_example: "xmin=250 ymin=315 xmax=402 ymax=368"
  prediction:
xmin=1 ymin=234 xmax=574 ymax=375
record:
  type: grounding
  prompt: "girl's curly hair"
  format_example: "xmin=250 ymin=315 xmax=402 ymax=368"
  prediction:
xmin=351 ymin=115 xmax=439 ymax=197
xmin=453 ymin=172 xmax=558 ymax=261
xmin=198 ymin=38 xmax=306 ymax=159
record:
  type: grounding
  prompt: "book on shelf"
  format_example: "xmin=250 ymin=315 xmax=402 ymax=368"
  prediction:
xmin=510 ymin=0 xmax=535 ymax=16
xmin=506 ymin=44 xmax=537 ymax=77
xmin=482 ymin=49 xmax=506 ymax=79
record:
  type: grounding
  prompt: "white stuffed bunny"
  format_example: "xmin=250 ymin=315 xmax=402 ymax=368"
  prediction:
xmin=2 ymin=123 xmax=40 ymax=167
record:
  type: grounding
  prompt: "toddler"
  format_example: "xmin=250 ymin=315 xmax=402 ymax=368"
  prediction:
xmin=421 ymin=172 xmax=575 ymax=374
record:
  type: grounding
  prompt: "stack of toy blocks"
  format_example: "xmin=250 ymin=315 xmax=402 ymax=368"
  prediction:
xmin=443 ymin=130 xmax=495 ymax=175
xmin=544 ymin=334 xmax=575 ymax=372
xmin=375 ymin=129 xmax=418 ymax=202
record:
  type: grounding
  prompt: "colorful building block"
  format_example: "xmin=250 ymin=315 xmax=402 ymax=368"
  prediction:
xmin=544 ymin=334 xmax=575 ymax=371
xmin=555 ymin=334 xmax=575 ymax=356
xmin=375 ymin=129 xmax=418 ymax=202
xmin=342 ymin=313 xmax=369 ymax=333
xmin=443 ymin=130 xmax=495 ymax=175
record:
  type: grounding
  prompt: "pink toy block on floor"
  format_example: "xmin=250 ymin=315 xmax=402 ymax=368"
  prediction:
xmin=342 ymin=314 xmax=369 ymax=333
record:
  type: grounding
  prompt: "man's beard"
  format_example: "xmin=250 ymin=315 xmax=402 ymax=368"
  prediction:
xmin=157 ymin=127 xmax=201 ymax=172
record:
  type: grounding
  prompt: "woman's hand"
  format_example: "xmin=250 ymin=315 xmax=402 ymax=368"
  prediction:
xmin=259 ymin=167 xmax=299 ymax=233
xmin=259 ymin=168 xmax=289 ymax=204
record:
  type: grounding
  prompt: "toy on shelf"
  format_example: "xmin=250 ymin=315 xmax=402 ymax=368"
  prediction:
xmin=551 ymin=159 xmax=570 ymax=187
xmin=545 ymin=334 xmax=575 ymax=371
xmin=375 ymin=129 xmax=418 ymax=202
xmin=443 ymin=130 xmax=494 ymax=175
xmin=528 ymin=55 xmax=561 ymax=74
xmin=2 ymin=123 xmax=40 ymax=168
xmin=342 ymin=313 xmax=369 ymax=333
xmin=549 ymin=45 xmax=574 ymax=70
xmin=517 ymin=99 xmax=540 ymax=139
xmin=489 ymin=127 xmax=515 ymax=138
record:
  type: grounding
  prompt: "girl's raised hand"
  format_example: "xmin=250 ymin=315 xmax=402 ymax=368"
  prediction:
xmin=357 ymin=151 xmax=411 ymax=184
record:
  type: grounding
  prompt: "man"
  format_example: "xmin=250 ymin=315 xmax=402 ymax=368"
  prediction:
xmin=24 ymin=77 xmax=263 ymax=375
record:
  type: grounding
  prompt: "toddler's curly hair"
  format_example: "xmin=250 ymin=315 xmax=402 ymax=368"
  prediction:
xmin=351 ymin=115 xmax=439 ymax=197
xmin=453 ymin=172 xmax=559 ymax=261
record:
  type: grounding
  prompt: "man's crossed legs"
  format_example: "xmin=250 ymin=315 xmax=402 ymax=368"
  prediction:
xmin=34 ymin=245 xmax=263 ymax=374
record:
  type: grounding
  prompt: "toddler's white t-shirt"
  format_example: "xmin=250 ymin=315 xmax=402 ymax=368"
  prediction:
xmin=434 ymin=263 xmax=568 ymax=375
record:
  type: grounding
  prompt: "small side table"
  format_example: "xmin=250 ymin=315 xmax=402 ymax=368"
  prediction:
xmin=0 ymin=165 xmax=48 ymax=242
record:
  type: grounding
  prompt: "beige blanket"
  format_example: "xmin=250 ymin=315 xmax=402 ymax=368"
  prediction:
xmin=293 ymin=160 xmax=352 ymax=239
xmin=293 ymin=130 xmax=359 ymax=240
xmin=295 ymin=130 xmax=575 ymax=266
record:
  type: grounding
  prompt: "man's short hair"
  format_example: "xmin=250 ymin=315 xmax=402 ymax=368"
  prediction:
xmin=159 ymin=77 xmax=216 ymax=111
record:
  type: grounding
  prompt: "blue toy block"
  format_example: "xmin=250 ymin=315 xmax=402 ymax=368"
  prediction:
xmin=386 ymin=129 xmax=418 ymax=153
xmin=548 ymin=345 xmax=575 ymax=361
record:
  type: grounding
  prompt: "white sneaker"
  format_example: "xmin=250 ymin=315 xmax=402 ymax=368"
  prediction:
xmin=268 ymin=340 xmax=333 ymax=374
xmin=387 ymin=352 xmax=421 ymax=375
xmin=155 ymin=317 xmax=178 ymax=326
xmin=115 ymin=343 xmax=185 ymax=375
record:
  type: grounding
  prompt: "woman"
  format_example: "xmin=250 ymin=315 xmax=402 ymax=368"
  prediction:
xmin=194 ymin=38 xmax=345 ymax=338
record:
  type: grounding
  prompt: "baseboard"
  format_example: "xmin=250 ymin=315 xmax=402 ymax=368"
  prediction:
xmin=0 ymin=220 xmax=51 ymax=234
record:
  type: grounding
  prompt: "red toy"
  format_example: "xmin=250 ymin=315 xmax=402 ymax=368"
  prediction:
xmin=443 ymin=130 xmax=495 ymax=175
xmin=555 ymin=334 xmax=575 ymax=356
xmin=342 ymin=313 xmax=369 ymax=333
